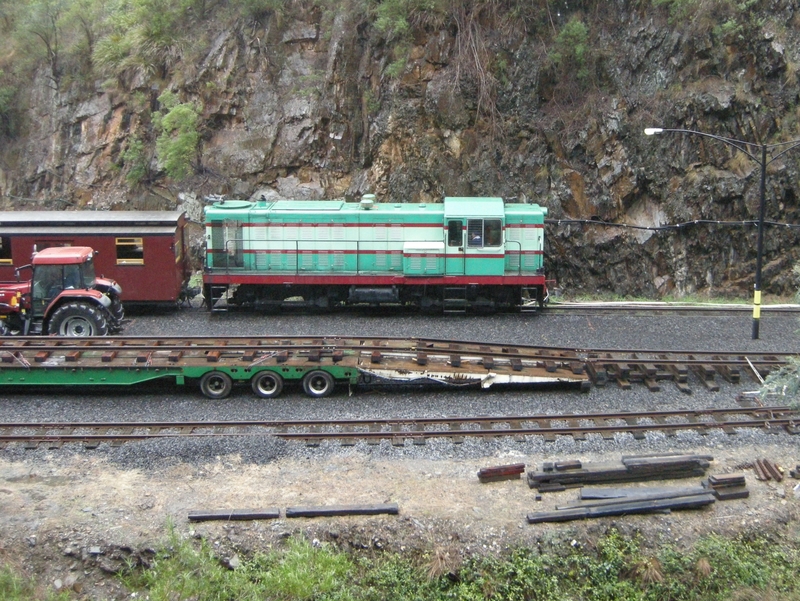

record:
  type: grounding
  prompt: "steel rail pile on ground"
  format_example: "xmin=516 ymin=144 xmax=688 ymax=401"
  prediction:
xmin=0 ymin=336 xmax=793 ymax=398
xmin=1 ymin=407 xmax=798 ymax=448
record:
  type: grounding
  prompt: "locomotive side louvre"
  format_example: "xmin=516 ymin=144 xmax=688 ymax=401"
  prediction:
xmin=203 ymin=196 xmax=547 ymax=311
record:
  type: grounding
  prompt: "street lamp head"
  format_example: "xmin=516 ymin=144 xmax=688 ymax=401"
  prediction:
xmin=644 ymin=128 xmax=663 ymax=135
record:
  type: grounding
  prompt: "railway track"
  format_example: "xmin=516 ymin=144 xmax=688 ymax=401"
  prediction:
xmin=544 ymin=301 xmax=800 ymax=314
xmin=1 ymin=407 xmax=798 ymax=448
xmin=0 ymin=336 xmax=793 ymax=398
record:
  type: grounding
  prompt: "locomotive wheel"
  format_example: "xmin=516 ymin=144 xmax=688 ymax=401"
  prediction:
xmin=251 ymin=371 xmax=283 ymax=398
xmin=200 ymin=371 xmax=233 ymax=399
xmin=49 ymin=302 xmax=109 ymax=336
xmin=302 ymin=370 xmax=335 ymax=398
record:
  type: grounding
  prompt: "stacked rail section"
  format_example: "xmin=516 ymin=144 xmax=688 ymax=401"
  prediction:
xmin=0 ymin=336 xmax=792 ymax=399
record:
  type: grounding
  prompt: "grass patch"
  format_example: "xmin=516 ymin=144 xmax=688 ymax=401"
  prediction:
xmin=0 ymin=565 xmax=71 ymax=601
xmin=3 ymin=529 xmax=794 ymax=601
xmin=120 ymin=531 xmax=356 ymax=600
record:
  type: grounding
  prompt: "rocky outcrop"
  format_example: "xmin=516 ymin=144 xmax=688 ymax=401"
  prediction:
xmin=1 ymin=0 xmax=799 ymax=298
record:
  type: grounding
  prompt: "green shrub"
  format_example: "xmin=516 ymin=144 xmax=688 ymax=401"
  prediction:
xmin=239 ymin=0 xmax=285 ymax=21
xmin=0 ymin=71 xmax=18 ymax=137
xmin=123 ymin=136 xmax=150 ymax=185
xmin=653 ymin=0 xmax=699 ymax=22
xmin=551 ymin=16 xmax=590 ymax=80
xmin=154 ymin=90 xmax=199 ymax=181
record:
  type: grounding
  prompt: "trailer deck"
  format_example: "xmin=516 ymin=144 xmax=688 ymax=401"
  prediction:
xmin=0 ymin=336 xmax=590 ymax=399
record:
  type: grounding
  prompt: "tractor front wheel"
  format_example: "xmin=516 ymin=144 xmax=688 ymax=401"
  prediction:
xmin=108 ymin=294 xmax=125 ymax=332
xmin=48 ymin=302 xmax=110 ymax=337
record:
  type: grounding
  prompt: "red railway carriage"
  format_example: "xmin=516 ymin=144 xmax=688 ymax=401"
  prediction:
xmin=0 ymin=211 xmax=189 ymax=305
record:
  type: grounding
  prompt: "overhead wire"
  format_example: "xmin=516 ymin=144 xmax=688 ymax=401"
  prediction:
xmin=545 ymin=218 xmax=800 ymax=231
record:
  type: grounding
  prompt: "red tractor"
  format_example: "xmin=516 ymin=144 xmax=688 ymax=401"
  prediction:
xmin=0 ymin=246 xmax=124 ymax=336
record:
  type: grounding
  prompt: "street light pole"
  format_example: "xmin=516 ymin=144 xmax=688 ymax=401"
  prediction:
xmin=753 ymin=143 xmax=767 ymax=340
xmin=644 ymin=127 xmax=800 ymax=339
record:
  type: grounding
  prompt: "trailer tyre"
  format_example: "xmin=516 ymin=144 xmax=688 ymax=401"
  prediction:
xmin=302 ymin=370 xmax=335 ymax=398
xmin=200 ymin=371 xmax=233 ymax=399
xmin=49 ymin=302 xmax=109 ymax=336
xmin=251 ymin=371 xmax=283 ymax=398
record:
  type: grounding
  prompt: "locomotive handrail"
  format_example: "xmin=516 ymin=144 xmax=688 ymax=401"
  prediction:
xmin=505 ymin=240 xmax=522 ymax=276
xmin=222 ymin=238 xmax=245 ymax=273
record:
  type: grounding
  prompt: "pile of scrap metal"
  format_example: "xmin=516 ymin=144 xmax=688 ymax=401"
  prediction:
xmin=526 ymin=453 xmax=713 ymax=492
xmin=751 ymin=458 xmax=784 ymax=482
xmin=524 ymin=454 xmax=750 ymax=524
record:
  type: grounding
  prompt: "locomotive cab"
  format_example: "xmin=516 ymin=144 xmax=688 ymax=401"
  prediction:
xmin=443 ymin=197 xmax=505 ymax=277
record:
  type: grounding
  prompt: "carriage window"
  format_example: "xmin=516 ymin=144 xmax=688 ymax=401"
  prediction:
xmin=116 ymin=237 xmax=144 ymax=264
xmin=174 ymin=232 xmax=183 ymax=262
xmin=35 ymin=240 xmax=72 ymax=250
xmin=447 ymin=220 xmax=463 ymax=247
xmin=0 ymin=237 xmax=10 ymax=264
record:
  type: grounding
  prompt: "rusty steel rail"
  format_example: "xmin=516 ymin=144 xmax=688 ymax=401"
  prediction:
xmin=1 ymin=407 xmax=798 ymax=448
xmin=0 ymin=335 xmax=794 ymax=398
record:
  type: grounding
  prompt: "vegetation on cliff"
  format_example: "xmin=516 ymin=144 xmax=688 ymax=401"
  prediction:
xmin=0 ymin=0 xmax=799 ymax=298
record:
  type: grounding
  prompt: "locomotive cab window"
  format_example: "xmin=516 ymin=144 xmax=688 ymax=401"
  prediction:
xmin=485 ymin=219 xmax=502 ymax=246
xmin=467 ymin=219 xmax=502 ymax=247
xmin=116 ymin=237 xmax=144 ymax=264
xmin=0 ymin=236 xmax=10 ymax=264
xmin=447 ymin=220 xmax=463 ymax=247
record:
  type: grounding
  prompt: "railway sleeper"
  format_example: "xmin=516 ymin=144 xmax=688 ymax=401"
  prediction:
xmin=584 ymin=362 xmax=608 ymax=386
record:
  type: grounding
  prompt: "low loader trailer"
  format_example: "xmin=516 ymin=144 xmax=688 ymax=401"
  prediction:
xmin=0 ymin=336 xmax=590 ymax=399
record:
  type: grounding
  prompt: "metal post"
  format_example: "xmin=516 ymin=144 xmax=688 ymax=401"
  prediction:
xmin=752 ymin=143 xmax=768 ymax=340
xmin=645 ymin=128 xmax=800 ymax=340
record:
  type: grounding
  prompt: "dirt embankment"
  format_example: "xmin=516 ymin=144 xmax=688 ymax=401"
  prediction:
xmin=2 ymin=442 xmax=799 ymax=600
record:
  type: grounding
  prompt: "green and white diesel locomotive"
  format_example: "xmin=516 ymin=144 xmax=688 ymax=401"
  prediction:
xmin=203 ymin=195 xmax=547 ymax=312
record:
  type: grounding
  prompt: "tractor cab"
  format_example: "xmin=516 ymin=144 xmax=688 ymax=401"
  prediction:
xmin=31 ymin=250 xmax=98 ymax=316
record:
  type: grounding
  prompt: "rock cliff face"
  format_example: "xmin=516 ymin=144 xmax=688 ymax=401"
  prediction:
xmin=2 ymin=0 xmax=799 ymax=299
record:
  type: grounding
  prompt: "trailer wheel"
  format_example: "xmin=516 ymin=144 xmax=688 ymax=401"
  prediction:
xmin=49 ymin=302 xmax=109 ymax=336
xmin=200 ymin=371 xmax=233 ymax=399
xmin=251 ymin=371 xmax=283 ymax=398
xmin=302 ymin=370 xmax=335 ymax=398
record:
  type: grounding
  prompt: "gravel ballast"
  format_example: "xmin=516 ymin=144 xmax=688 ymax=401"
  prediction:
xmin=1 ymin=307 xmax=797 ymax=467
xmin=1 ymin=306 xmax=799 ymax=601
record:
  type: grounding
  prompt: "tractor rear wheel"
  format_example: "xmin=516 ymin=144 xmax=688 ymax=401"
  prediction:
xmin=48 ymin=302 xmax=109 ymax=336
